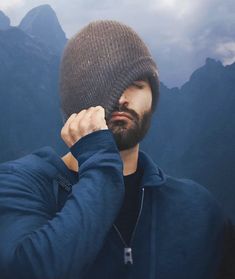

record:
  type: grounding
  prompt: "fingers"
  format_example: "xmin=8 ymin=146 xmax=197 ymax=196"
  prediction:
xmin=61 ymin=106 xmax=108 ymax=148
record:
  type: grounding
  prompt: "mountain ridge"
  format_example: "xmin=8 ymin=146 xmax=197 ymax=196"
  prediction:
xmin=0 ymin=11 xmax=10 ymax=30
xmin=19 ymin=4 xmax=67 ymax=55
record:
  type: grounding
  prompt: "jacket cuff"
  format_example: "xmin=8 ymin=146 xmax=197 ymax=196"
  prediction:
xmin=70 ymin=129 xmax=118 ymax=166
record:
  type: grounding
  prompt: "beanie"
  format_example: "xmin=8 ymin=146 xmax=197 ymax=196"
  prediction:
xmin=59 ymin=20 xmax=160 ymax=123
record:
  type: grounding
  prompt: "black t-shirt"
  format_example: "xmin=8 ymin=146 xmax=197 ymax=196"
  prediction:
xmin=69 ymin=164 xmax=143 ymax=247
xmin=114 ymin=167 xmax=143 ymax=246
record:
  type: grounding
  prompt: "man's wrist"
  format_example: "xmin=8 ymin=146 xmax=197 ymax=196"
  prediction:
xmin=70 ymin=129 xmax=118 ymax=166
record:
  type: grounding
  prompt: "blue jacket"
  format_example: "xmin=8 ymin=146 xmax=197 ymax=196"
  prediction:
xmin=0 ymin=130 xmax=225 ymax=279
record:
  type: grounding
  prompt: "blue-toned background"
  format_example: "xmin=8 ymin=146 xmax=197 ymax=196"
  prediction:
xmin=0 ymin=1 xmax=234 ymax=222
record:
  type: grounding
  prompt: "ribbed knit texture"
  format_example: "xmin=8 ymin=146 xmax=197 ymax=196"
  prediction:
xmin=59 ymin=20 xmax=159 ymax=123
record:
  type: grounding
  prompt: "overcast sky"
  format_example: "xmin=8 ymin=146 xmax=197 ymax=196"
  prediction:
xmin=1 ymin=0 xmax=235 ymax=87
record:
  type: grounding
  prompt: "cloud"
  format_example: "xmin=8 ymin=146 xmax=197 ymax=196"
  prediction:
xmin=0 ymin=0 xmax=24 ymax=10
xmin=215 ymin=41 xmax=235 ymax=65
xmin=1 ymin=0 xmax=235 ymax=87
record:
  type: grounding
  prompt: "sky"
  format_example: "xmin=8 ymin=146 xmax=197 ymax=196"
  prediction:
xmin=0 ymin=0 xmax=235 ymax=88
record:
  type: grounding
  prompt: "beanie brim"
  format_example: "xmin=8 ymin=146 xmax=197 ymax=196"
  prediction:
xmin=105 ymin=56 xmax=160 ymax=119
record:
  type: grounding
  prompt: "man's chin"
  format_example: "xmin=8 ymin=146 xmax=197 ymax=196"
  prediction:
xmin=107 ymin=108 xmax=152 ymax=150
xmin=111 ymin=130 xmax=139 ymax=151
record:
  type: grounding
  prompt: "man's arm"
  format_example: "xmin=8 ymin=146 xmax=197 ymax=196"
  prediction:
xmin=0 ymin=108 xmax=124 ymax=279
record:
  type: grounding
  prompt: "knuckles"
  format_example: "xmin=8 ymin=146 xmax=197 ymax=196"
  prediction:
xmin=60 ymin=129 xmax=65 ymax=138
xmin=69 ymin=122 xmax=78 ymax=131
xmin=61 ymin=106 xmax=106 ymax=146
xmin=78 ymin=121 xmax=88 ymax=131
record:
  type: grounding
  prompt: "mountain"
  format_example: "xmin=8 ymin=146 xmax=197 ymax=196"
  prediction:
xmin=0 ymin=6 xmax=68 ymax=162
xmin=19 ymin=4 xmax=67 ymax=54
xmin=141 ymin=58 xmax=235 ymax=221
xmin=0 ymin=11 xmax=10 ymax=30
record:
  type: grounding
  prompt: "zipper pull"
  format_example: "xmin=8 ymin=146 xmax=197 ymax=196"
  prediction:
xmin=124 ymin=247 xmax=133 ymax=265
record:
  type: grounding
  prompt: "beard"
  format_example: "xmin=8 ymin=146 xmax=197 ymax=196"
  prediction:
xmin=106 ymin=104 xmax=153 ymax=151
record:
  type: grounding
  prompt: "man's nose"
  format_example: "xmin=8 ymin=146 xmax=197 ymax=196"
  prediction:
xmin=118 ymin=92 xmax=129 ymax=107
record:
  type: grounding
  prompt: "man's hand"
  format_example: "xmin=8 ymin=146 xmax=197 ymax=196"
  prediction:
xmin=61 ymin=106 xmax=108 ymax=148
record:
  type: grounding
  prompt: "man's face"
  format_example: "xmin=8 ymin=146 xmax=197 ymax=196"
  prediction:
xmin=106 ymin=79 xmax=153 ymax=151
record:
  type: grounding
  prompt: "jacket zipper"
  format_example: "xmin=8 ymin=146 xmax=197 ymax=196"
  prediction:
xmin=113 ymin=187 xmax=145 ymax=265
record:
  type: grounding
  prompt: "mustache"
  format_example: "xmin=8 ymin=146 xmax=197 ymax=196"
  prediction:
xmin=109 ymin=105 xmax=139 ymax=121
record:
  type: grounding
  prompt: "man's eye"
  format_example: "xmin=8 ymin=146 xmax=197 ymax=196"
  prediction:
xmin=131 ymin=83 xmax=144 ymax=89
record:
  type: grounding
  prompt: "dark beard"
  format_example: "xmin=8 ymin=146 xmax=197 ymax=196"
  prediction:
xmin=107 ymin=105 xmax=152 ymax=151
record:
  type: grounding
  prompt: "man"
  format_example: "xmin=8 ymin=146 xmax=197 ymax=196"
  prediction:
xmin=0 ymin=20 xmax=226 ymax=279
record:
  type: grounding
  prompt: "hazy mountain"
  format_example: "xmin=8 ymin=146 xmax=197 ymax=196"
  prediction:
xmin=0 ymin=11 xmax=10 ymax=30
xmin=141 ymin=58 xmax=235 ymax=221
xmin=19 ymin=4 xmax=67 ymax=54
xmin=0 ymin=7 xmax=67 ymax=162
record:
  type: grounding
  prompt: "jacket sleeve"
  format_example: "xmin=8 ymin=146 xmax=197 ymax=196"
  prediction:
xmin=0 ymin=129 xmax=125 ymax=279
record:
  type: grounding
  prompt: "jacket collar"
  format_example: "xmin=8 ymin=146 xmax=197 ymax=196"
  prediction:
xmin=32 ymin=146 xmax=167 ymax=189
xmin=55 ymin=148 xmax=167 ymax=188
xmin=138 ymin=149 xmax=167 ymax=188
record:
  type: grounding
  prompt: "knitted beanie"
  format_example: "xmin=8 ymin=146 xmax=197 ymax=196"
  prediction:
xmin=59 ymin=20 xmax=160 ymax=123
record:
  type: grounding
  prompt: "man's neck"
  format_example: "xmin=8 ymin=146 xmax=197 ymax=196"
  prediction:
xmin=61 ymin=144 xmax=139 ymax=176
xmin=120 ymin=145 xmax=139 ymax=175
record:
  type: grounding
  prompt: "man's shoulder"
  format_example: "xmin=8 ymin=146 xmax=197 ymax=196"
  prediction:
xmin=140 ymin=150 xmax=221 ymax=206
xmin=162 ymin=174 xmax=225 ymax=218
xmin=0 ymin=147 xmax=60 ymax=216
xmin=165 ymin=175 xmax=209 ymax=195
xmin=0 ymin=146 xmax=60 ymax=185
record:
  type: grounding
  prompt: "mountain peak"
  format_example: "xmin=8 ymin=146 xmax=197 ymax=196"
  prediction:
xmin=186 ymin=57 xmax=224 ymax=85
xmin=205 ymin=57 xmax=223 ymax=67
xmin=0 ymin=11 xmax=10 ymax=30
xmin=33 ymin=4 xmax=52 ymax=10
xmin=19 ymin=5 xmax=66 ymax=54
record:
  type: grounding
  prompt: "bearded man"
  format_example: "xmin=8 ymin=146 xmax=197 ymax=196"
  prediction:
xmin=0 ymin=20 xmax=226 ymax=279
